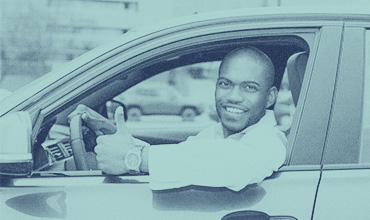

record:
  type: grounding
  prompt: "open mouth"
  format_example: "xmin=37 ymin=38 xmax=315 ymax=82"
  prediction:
xmin=224 ymin=107 xmax=247 ymax=114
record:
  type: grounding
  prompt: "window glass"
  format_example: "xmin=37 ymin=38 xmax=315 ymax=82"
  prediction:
xmin=359 ymin=30 xmax=370 ymax=163
xmin=110 ymin=62 xmax=220 ymax=143
xmin=107 ymin=58 xmax=300 ymax=145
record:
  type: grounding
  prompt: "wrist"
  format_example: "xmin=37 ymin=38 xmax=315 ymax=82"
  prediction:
xmin=140 ymin=145 xmax=149 ymax=173
xmin=124 ymin=145 xmax=146 ymax=174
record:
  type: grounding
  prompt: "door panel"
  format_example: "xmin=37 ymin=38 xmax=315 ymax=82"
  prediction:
xmin=251 ymin=170 xmax=320 ymax=219
xmin=314 ymin=168 xmax=370 ymax=220
xmin=151 ymin=170 xmax=321 ymax=219
xmin=1 ymin=170 xmax=319 ymax=220
xmin=314 ymin=25 xmax=370 ymax=219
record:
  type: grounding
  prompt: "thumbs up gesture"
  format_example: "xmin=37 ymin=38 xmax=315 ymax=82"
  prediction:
xmin=95 ymin=106 xmax=136 ymax=174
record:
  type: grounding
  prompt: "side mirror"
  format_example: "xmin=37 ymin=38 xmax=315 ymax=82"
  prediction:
xmin=221 ymin=210 xmax=297 ymax=220
xmin=0 ymin=111 xmax=33 ymax=176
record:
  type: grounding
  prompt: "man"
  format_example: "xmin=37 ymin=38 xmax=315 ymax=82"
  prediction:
xmin=68 ymin=46 xmax=286 ymax=191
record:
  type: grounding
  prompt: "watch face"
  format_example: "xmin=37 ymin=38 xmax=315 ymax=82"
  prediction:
xmin=126 ymin=153 xmax=140 ymax=169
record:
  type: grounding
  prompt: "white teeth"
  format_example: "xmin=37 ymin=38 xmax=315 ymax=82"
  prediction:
xmin=225 ymin=107 xmax=245 ymax=114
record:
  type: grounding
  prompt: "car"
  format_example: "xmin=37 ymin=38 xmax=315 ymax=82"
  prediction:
xmin=1 ymin=7 xmax=370 ymax=220
xmin=113 ymin=83 xmax=204 ymax=121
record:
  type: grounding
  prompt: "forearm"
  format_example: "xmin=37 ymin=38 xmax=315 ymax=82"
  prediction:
xmin=146 ymin=138 xmax=286 ymax=191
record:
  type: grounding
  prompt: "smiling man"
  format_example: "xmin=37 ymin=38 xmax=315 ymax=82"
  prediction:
xmin=70 ymin=46 xmax=287 ymax=191
xmin=215 ymin=47 xmax=278 ymax=137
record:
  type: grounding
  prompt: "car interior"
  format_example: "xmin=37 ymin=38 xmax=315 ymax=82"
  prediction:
xmin=30 ymin=35 xmax=310 ymax=174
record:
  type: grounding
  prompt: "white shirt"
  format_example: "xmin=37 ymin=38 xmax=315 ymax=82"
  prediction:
xmin=148 ymin=110 xmax=287 ymax=191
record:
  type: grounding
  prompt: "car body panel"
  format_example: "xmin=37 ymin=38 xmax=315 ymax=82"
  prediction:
xmin=1 ymin=7 xmax=370 ymax=220
xmin=314 ymin=22 xmax=370 ymax=220
xmin=1 ymin=169 xmax=319 ymax=220
xmin=313 ymin=168 xmax=370 ymax=220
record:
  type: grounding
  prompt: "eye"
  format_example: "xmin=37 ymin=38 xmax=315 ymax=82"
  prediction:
xmin=217 ymin=80 xmax=231 ymax=89
xmin=242 ymin=84 xmax=258 ymax=92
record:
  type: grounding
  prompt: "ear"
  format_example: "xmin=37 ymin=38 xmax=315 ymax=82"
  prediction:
xmin=265 ymin=86 xmax=278 ymax=108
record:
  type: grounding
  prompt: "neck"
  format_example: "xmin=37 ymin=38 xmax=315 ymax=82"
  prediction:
xmin=222 ymin=127 xmax=238 ymax=138
xmin=222 ymin=110 xmax=267 ymax=138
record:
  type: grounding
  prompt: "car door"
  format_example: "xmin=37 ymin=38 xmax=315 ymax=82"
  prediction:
xmin=84 ymin=25 xmax=342 ymax=220
xmin=1 ymin=14 xmax=343 ymax=220
xmin=237 ymin=25 xmax=342 ymax=219
xmin=313 ymin=22 xmax=370 ymax=220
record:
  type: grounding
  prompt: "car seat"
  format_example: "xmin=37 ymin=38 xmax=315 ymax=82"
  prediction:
xmin=283 ymin=51 xmax=308 ymax=165
xmin=286 ymin=51 xmax=308 ymax=106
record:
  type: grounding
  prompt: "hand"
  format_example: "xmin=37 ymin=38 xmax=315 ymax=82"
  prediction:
xmin=68 ymin=104 xmax=116 ymax=136
xmin=95 ymin=106 xmax=136 ymax=174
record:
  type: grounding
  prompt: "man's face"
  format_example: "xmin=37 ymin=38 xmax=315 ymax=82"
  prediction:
xmin=215 ymin=55 xmax=274 ymax=137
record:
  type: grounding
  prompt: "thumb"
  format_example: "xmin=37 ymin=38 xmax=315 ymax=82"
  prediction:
xmin=114 ymin=106 xmax=129 ymax=134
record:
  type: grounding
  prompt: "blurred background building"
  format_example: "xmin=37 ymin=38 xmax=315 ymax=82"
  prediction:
xmin=1 ymin=0 xmax=370 ymax=92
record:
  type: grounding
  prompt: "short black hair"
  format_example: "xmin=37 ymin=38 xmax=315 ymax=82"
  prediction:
xmin=219 ymin=46 xmax=275 ymax=88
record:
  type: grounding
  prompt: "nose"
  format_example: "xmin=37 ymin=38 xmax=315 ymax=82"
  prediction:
xmin=226 ymin=86 xmax=244 ymax=103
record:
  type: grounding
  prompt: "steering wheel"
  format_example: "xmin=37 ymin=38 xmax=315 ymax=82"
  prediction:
xmin=69 ymin=114 xmax=97 ymax=170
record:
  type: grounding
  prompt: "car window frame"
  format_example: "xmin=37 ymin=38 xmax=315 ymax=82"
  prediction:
xmin=27 ymin=26 xmax=337 ymax=175
xmin=287 ymin=25 xmax=343 ymax=166
xmin=360 ymin=29 xmax=370 ymax=163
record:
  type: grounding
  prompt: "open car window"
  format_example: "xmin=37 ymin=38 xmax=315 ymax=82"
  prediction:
xmin=108 ymin=62 xmax=220 ymax=144
xmin=31 ymin=32 xmax=314 ymax=174
xmin=106 ymin=60 xmax=297 ymax=145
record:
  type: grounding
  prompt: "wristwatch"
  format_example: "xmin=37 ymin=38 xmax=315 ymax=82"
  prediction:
xmin=124 ymin=146 xmax=144 ymax=174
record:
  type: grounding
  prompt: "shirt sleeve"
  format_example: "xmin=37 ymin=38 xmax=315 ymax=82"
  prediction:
xmin=148 ymin=127 xmax=286 ymax=191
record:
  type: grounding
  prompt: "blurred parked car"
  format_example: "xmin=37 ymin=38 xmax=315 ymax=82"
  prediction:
xmin=114 ymin=84 xmax=204 ymax=121
xmin=1 ymin=7 xmax=370 ymax=220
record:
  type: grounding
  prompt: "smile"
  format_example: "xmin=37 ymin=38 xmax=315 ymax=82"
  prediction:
xmin=224 ymin=107 xmax=247 ymax=114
